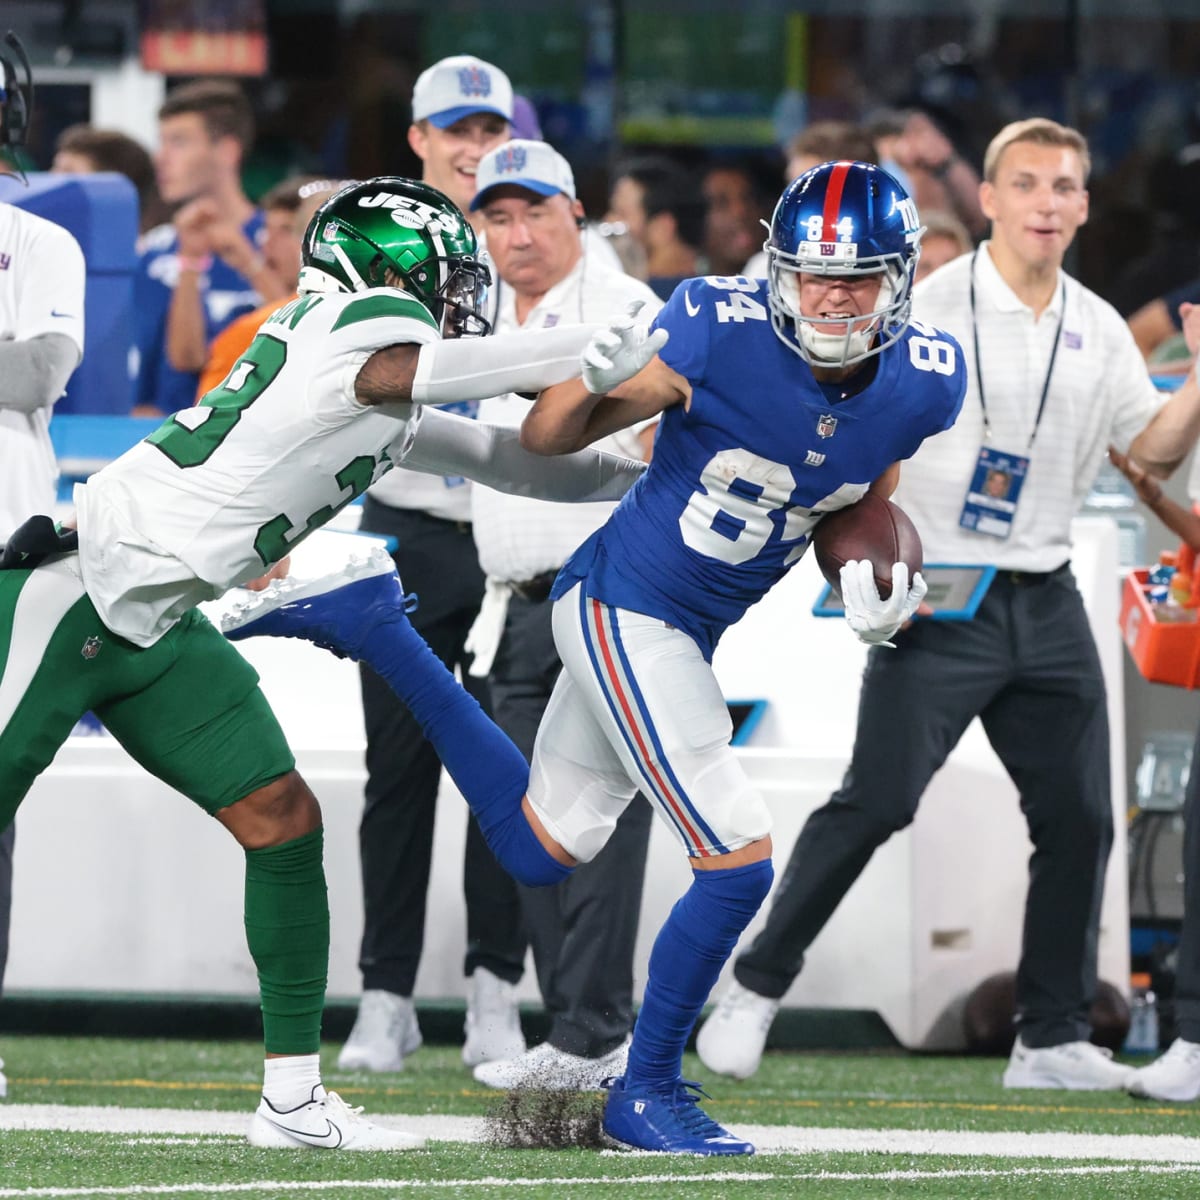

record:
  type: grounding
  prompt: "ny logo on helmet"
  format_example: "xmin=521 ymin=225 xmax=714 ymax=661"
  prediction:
xmin=457 ymin=66 xmax=492 ymax=98
xmin=494 ymin=145 xmax=528 ymax=175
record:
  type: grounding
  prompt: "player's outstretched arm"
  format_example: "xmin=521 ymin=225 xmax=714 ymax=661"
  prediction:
xmin=398 ymin=406 xmax=645 ymax=503
xmin=355 ymin=326 xmax=601 ymax=408
xmin=522 ymin=302 xmax=682 ymax=455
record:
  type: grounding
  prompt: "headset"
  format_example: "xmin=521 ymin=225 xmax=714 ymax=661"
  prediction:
xmin=0 ymin=30 xmax=33 ymax=182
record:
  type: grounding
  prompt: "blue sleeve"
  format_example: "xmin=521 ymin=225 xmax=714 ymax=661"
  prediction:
xmin=1163 ymin=277 xmax=1200 ymax=330
xmin=132 ymin=250 xmax=169 ymax=411
xmin=652 ymin=278 xmax=712 ymax=385
xmin=937 ymin=332 xmax=968 ymax=434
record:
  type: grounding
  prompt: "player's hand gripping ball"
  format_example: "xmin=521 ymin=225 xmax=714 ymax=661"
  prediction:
xmin=813 ymin=494 xmax=926 ymax=647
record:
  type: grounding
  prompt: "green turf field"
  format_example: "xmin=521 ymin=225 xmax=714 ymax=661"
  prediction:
xmin=1 ymin=1035 xmax=1197 ymax=1198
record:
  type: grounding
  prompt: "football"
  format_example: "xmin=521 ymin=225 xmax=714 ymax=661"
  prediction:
xmin=812 ymin=493 xmax=923 ymax=600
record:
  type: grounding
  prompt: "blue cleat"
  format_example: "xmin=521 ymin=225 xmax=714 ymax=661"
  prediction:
xmin=601 ymin=1075 xmax=755 ymax=1156
xmin=221 ymin=547 xmax=411 ymax=661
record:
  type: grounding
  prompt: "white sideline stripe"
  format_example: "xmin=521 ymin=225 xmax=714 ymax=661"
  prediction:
xmin=4 ymin=1168 xmax=1200 ymax=1199
xmin=6 ymin=1104 xmax=1200 ymax=1165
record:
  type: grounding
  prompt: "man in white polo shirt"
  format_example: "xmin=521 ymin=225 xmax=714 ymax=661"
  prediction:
xmin=0 ymin=56 xmax=86 ymax=1099
xmin=701 ymin=117 xmax=1200 ymax=1090
xmin=464 ymin=139 xmax=660 ymax=1089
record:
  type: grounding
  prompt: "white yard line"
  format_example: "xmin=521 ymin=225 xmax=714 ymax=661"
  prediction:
xmin=1 ymin=1167 xmax=1200 ymax=1198
xmin=3 ymin=1103 xmax=1200 ymax=1165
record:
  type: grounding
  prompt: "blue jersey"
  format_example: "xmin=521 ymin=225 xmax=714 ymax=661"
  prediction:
xmin=554 ymin=275 xmax=966 ymax=659
xmin=134 ymin=212 xmax=267 ymax=413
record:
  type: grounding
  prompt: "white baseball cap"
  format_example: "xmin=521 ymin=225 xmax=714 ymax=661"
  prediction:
xmin=411 ymin=55 xmax=514 ymax=129
xmin=471 ymin=139 xmax=576 ymax=210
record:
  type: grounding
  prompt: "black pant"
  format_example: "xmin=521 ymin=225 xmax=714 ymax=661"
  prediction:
xmin=356 ymin=497 xmax=525 ymax=995
xmin=735 ymin=568 xmax=1112 ymax=1047
xmin=1174 ymin=724 xmax=1200 ymax=1042
xmin=0 ymin=821 xmax=11 ymax=994
xmin=492 ymin=592 xmax=652 ymax=1057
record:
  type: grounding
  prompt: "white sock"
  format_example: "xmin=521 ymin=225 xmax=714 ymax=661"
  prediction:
xmin=262 ymin=1053 xmax=323 ymax=1110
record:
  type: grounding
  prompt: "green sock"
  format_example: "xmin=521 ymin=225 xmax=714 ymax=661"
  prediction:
xmin=243 ymin=827 xmax=329 ymax=1055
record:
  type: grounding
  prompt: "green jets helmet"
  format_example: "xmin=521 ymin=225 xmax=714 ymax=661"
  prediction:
xmin=299 ymin=176 xmax=493 ymax=337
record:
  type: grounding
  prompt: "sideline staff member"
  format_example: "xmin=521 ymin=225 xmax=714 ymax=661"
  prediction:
xmin=701 ymin=117 xmax=1200 ymax=1090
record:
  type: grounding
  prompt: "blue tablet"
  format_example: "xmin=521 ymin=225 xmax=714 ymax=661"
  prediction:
xmin=812 ymin=563 xmax=998 ymax=621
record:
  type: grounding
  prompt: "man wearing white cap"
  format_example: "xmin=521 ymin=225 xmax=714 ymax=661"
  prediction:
xmin=408 ymin=54 xmax=514 ymax=232
xmin=463 ymin=139 xmax=660 ymax=1090
xmin=339 ymin=55 xmax=527 ymax=1076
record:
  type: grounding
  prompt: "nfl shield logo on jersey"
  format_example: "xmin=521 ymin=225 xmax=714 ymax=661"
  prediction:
xmin=817 ymin=413 xmax=838 ymax=439
xmin=80 ymin=636 xmax=103 ymax=660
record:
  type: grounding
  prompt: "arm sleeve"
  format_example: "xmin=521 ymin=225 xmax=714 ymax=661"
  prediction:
xmin=398 ymin=405 xmax=645 ymax=502
xmin=410 ymin=324 xmax=601 ymax=405
xmin=0 ymin=333 xmax=81 ymax=412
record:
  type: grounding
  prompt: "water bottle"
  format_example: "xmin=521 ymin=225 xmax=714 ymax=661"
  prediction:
xmin=1125 ymin=972 xmax=1159 ymax=1055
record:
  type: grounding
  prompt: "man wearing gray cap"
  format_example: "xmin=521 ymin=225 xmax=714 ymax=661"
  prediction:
xmin=338 ymin=54 xmax=526 ymax=1076
xmin=464 ymin=140 xmax=660 ymax=1090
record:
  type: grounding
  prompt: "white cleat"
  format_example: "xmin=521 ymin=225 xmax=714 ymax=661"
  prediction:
xmin=474 ymin=1036 xmax=631 ymax=1091
xmin=695 ymin=980 xmax=781 ymax=1080
xmin=248 ymin=1086 xmax=424 ymax=1151
xmin=1002 ymin=1036 xmax=1135 ymax=1090
xmin=337 ymin=990 xmax=422 ymax=1073
xmin=1127 ymin=1038 xmax=1200 ymax=1102
xmin=462 ymin=966 xmax=526 ymax=1067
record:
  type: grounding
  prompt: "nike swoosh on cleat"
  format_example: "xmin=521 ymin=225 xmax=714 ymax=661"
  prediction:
xmin=50 ymin=309 xmax=75 ymax=318
xmin=273 ymin=1117 xmax=343 ymax=1148
xmin=683 ymin=290 xmax=701 ymax=318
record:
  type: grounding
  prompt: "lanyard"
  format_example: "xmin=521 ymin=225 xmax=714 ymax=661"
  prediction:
xmin=968 ymin=248 xmax=1067 ymax=449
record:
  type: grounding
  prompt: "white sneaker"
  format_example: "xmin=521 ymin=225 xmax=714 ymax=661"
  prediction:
xmin=1127 ymin=1038 xmax=1200 ymax=1102
xmin=0 ymin=1056 xmax=7 ymax=1100
xmin=696 ymin=980 xmax=781 ymax=1080
xmin=248 ymin=1086 xmax=424 ymax=1150
xmin=474 ymin=1036 xmax=631 ymax=1091
xmin=1002 ymin=1036 xmax=1135 ymax=1090
xmin=462 ymin=967 xmax=526 ymax=1066
xmin=337 ymin=990 xmax=422 ymax=1073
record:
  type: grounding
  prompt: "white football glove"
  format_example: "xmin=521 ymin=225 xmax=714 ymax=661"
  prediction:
xmin=580 ymin=299 xmax=670 ymax=394
xmin=840 ymin=559 xmax=927 ymax=648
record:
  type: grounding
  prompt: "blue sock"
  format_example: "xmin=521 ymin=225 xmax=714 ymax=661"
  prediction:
xmin=625 ymin=858 xmax=774 ymax=1088
xmin=357 ymin=614 xmax=571 ymax=888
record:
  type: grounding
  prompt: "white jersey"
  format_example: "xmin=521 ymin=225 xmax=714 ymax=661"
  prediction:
xmin=0 ymin=203 xmax=85 ymax=538
xmin=76 ymin=288 xmax=439 ymax=646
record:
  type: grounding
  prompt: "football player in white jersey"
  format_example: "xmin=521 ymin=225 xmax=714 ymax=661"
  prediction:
xmin=0 ymin=177 xmax=642 ymax=1150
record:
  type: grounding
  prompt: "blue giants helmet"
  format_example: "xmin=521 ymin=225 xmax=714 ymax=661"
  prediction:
xmin=765 ymin=161 xmax=922 ymax=367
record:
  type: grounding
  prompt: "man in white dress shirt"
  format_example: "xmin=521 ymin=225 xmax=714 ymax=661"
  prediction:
xmin=700 ymin=117 xmax=1200 ymax=1090
xmin=464 ymin=139 xmax=660 ymax=1089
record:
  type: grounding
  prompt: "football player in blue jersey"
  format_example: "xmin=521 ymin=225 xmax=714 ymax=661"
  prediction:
xmin=230 ymin=161 xmax=967 ymax=1154
xmin=507 ymin=160 xmax=966 ymax=1154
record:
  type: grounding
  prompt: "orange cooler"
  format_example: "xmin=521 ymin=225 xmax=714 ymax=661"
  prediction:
xmin=1120 ymin=569 xmax=1200 ymax=688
